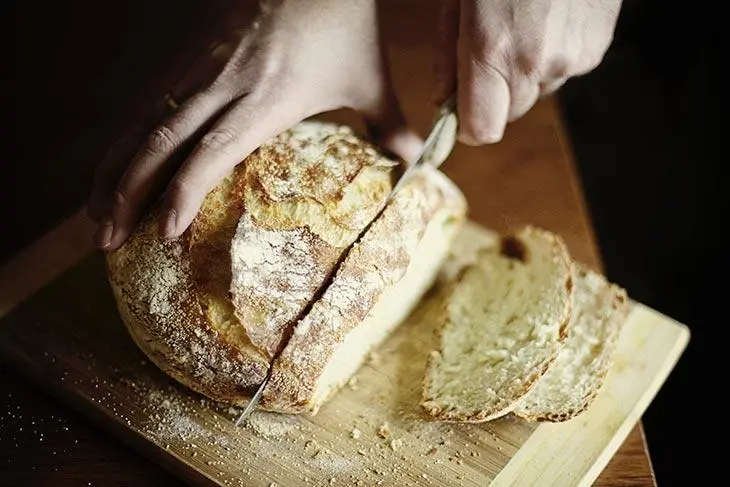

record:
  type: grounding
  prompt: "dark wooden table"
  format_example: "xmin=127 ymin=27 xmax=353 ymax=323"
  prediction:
xmin=1 ymin=1 xmax=657 ymax=485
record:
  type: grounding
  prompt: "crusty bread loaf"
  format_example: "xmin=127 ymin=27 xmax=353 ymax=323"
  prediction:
xmin=421 ymin=227 xmax=573 ymax=423
xmin=106 ymin=120 xmax=466 ymax=411
xmin=262 ymin=168 xmax=467 ymax=413
xmin=513 ymin=264 xmax=629 ymax=422
xmin=107 ymin=121 xmax=398 ymax=406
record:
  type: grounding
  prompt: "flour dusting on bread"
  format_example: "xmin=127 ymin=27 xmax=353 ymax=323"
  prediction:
xmin=107 ymin=209 xmax=269 ymax=406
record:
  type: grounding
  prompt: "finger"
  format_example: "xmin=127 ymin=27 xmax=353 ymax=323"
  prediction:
xmin=359 ymin=68 xmax=423 ymax=164
xmin=104 ymin=88 xmax=234 ymax=251
xmin=508 ymin=78 xmax=540 ymax=122
xmin=157 ymin=94 xmax=303 ymax=239
xmin=432 ymin=0 xmax=460 ymax=105
xmin=457 ymin=56 xmax=511 ymax=145
xmin=363 ymin=100 xmax=423 ymax=166
xmin=88 ymin=125 xmax=150 ymax=223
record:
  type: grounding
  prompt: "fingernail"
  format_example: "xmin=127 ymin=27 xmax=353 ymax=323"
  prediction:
xmin=94 ymin=219 xmax=114 ymax=249
xmin=458 ymin=130 xmax=503 ymax=146
xmin=160 ymin=209 xmax=178 ymax=238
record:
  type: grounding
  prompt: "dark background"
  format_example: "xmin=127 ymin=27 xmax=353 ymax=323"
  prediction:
xmin=2 ymin=0 xmax=720 ymax=485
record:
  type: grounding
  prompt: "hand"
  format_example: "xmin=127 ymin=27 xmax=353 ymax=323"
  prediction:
xmin=434 ymin=0 xmax=622 ymax=145
xmin=89 ymin=0 xmax=421 ymax=251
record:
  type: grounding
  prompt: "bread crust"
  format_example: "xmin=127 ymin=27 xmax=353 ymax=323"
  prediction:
xmin=107 ymin=121 xmax=466 ymax=411
xmin=107 ymin=121 xmax=399 ymax=407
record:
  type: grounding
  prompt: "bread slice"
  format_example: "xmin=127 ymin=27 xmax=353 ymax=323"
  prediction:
xmin=229 ymin=121 xmax=397 ymax=358
xmin=107 ymin=121 xmax=398 ymax=406
xmin=261 ymin=168 xmax=467 ymax=414
xmin=512 ymin=264 xmax=629 ymax=422
xmin=421 ymin=227 xmax=573 ymax=423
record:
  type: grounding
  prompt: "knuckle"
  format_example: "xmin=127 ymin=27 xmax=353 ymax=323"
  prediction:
xmin=467 ymin=15 xmax=509 ymax=57
xmin=199 ymin=128 xmax=239 ymax=152
xmin=470 ymin=55 xmax=508 ymax=87
xmin=113 ymin=188 xmax=130 ymax=209
xmin=167 ymin=176 xmax=194 ymax=203
xmin=578 ymin=41 xmax=610 ymax=74
xmin=548 ymin=54 xmax=571 ymax=78
xmin=580 ymin=52 xmax=605 ymax=73
xmin=516 ymin=47 xmax=545 ymax=77
xmin=145 ymin=125 xmax=178 ymax=154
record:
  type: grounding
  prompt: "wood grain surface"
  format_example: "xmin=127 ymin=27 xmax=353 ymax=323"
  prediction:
xmin=1 ymin=0 xmax=665 ymax=485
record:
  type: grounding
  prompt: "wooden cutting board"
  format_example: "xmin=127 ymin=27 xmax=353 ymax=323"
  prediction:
xmin=0 ymin=218 xmax=688 ymax=487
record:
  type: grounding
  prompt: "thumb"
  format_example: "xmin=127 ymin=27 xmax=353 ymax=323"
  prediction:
xmin=432 ymin=0 xmax=460 ymax=106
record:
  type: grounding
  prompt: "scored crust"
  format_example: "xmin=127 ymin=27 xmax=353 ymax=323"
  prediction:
xmin=421 ymin=226 xmax=573 ymax=423
xmin=512 ymin=263 xmax=630 ymax=422
xmin=261 ymin=168 xmax=467 ymax=413
xmin=229 ymin=122 xmax=397 ymax=359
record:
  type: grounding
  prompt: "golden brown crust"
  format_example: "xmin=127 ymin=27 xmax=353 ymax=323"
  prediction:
xmin=262 ymin=168 xmax=467 ymax=413
xmin=106 ymin=121 xmax=400 ymax=407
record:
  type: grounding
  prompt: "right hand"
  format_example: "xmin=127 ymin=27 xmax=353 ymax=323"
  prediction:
xmin=434 ymin=0 xmax=622 ymax=145
xmin=88 ymin=0 xmax=422 ymax=251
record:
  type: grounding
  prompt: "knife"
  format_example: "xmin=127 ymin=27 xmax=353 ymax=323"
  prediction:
xmin=233 ymin=372 xmax=267 ymax=426
xmin=233 ymin=95 xmax=458 ymax=427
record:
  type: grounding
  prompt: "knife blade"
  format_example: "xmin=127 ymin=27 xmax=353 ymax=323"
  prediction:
xmin=234 ymin=372 xmax=268 ymax=426
xmin=387 ymin=94 xmax=458 ymax=200
xmin=233 ymin=95 xmax=458 ymax=427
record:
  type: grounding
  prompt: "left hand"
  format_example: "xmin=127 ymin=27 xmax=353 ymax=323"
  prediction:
xmin=88 ymin=0 xmax=421 ymax=251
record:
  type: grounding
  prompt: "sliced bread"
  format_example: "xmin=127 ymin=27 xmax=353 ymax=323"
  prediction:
xmin=421 ymin=226 xmax=573 ymax=423
xmin=512 ymin=264 xmax=629 ymax=422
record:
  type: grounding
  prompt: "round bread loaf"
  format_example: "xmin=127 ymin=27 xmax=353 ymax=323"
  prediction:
xmin=106 ymin=121 xmax=400 ymax=407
